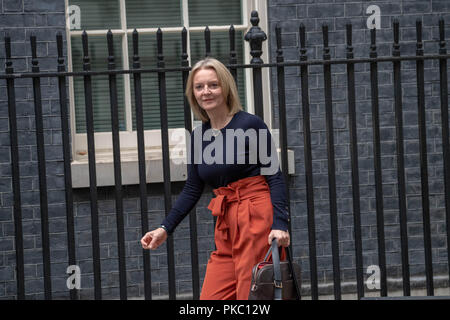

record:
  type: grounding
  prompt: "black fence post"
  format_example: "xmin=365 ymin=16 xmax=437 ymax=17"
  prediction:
xmin=345 ymin=23 xmax=364 ymax=300
xmin=81 ymin=30 xmax=102 ymax=300
xmin=181 ymin=28 xmax=191 ymax=133
xmin=181 ymin=27 xmax=200 ymax=300
xmin=415 ymin=20 xmax=434 ymax=296
xmin=106 ymin=30 xmax=127 ymax=300
xmin=392 ymin=19 xmax=411 ymax=297
xmin=245 ymin=10 xmax=266 ymax=120
xmin=229 ymin=25 xmax=238 ymax=85
xmin=322 ymin=23 xmax=341 ymax=300
xmin=30 ymin=33 xmax=52 ymax=300
xmin=275 ymin=24 xmax=291 ymax=226
xmin=298 ymin=24 xmax=318 ymax=300
xmin=157 ymin=28 xmax=177 ymax=300
xmin=56 ymin=32 xmax=78 ymax=300
xmin=204 ymin=26 xmax=211 ymax=57
xmin=132 ymin=29 xmax=152 ymax=300
xmin=369 ymin=27 xmax=388 ymax=297
xmin=4 ymin=34 xmax=25 ymax=300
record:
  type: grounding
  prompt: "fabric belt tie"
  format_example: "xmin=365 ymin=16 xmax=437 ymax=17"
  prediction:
xmin=207 ymin=189 xmax=240 ymax=241
xmin=207 ymin=176 xmax=269 ymax=242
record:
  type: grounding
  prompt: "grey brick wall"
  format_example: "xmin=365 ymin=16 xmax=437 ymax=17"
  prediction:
xmin=70 ymin=183 xmax=217 ymax=299
xmin=268 ymin=0 xmax=450 ymax=295
xmin=0 ymin=0 xmax=67 ymax=299
xmin=0 ymin=0 xmax=449 ymax=300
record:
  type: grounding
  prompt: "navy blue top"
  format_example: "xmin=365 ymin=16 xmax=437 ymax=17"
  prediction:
xmin=161 ymin=110 xmax=290 ymax=234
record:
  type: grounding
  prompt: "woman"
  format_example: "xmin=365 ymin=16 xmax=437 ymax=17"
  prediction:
xmin=140 ymin=57 xmax=290 ymax=300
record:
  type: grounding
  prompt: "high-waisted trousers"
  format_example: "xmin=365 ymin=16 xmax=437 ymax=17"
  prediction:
xmin=200 ymin=175 xmax=278 ymax=300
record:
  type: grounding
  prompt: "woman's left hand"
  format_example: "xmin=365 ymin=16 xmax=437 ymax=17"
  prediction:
xmin=268 ymin=229 xmax=290 ymax=247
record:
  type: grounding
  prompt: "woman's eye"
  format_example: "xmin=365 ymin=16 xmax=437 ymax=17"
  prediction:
xmin=210 ymin=83 xmax=218 ymax=88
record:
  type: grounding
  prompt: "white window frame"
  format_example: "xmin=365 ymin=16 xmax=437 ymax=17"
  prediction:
xmin=65 ymin=0 xmax=292 ymax=188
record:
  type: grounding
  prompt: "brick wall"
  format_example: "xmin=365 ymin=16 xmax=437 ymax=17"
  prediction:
xmin=268 ymin=0 xmax=450 ymax=294
xmin=69 ymin=183 xmax=216 ymax=299
xmin=0 ymin=0 xmax=68 ymax=299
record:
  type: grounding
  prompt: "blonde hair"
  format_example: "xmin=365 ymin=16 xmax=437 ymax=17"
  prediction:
xmin=186 ymin=57 xmax=243 ymax=122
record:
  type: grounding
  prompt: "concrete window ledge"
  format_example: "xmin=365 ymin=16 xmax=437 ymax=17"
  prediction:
xmin=71 ymin=147 xmax=295 ymax=188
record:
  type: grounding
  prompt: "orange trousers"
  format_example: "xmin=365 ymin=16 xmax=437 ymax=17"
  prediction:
xmin=200 ymin=175 xmax=281 ymax=300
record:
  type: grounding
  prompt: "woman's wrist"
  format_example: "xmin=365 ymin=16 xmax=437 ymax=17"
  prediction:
xmin=160 ymin=224 xmax=169 ymax=235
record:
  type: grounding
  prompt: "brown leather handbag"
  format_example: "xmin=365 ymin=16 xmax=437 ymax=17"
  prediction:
xmin=248 ymin=239 xmax=301 ymax=300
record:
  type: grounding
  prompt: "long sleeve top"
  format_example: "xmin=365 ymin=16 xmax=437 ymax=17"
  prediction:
xmin=161 ymin=110 xmax=290 ymax=234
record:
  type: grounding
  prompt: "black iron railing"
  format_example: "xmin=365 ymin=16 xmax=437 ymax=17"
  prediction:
xmin=1 ymin=11 xmax=449 ymax=300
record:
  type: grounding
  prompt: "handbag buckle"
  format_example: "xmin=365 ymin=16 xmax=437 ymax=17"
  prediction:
xmin=274 ymin=280 xmax=283 ymax=288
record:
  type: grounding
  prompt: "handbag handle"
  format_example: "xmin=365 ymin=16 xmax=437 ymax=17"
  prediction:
xmin=270 ymin=239 xmax=283 ymax=300
xmin=265 ymin=239 xmax=301 ymax=300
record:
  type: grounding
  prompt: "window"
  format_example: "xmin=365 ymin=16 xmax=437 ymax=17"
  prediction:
xmin=65 ymin=0 xmax=275 ymax=187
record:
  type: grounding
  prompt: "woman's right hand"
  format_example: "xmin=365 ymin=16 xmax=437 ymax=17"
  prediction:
xmin=141 ymin=228 xmax=168 ymax=250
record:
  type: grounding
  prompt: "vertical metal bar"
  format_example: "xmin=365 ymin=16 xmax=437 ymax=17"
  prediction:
xmin=229 ymin=25 xmax=238 ymax=85
xmin=369 ymin=28 xmax=388 ymax=297
xmin=81 ymin=30 xmax=102 ymax=300
xmin=132 ymin=29 xmax=152 ymax=300
xmin=322 ymin=24 xmax=341 ymax=300
xmin=345 ymin=24 xmax=364 ymax=299
xmin=275 ymin=27 xmax=297 ymax=296
xmin=4 ymin=34 xmax=25 ymax=300
xmin=30 ymin=34 xmax=52 ymax=300
xmin=182 ymin=28 xmax=191 ymax=131
xmin=299 ymin=24 xmax=318 ymax=300
xmin=244 ymin=11 xmax=266 ymax=119
xmin=56 ymin=32 xmax=78 ymax=300
xmin=392 ymin=19 xmax=410 ymax=296
xmin=438 ymin=18 xmax=450 ymax=288
xmin=181 ymin=27 xmax=200 ymax=300
xmin=275 ymin=25 xmax=293 ymax=242
xmin=415 ymin=20 xmax=434 ymax=296
xmin=252 ymin=66 xmax=263 ymax=118
xmin=106 ymin=30 xmax=127 ymax=300
xmin=204 ymin=26 xmax=211 ymax=57
xmin=205 ymin=24 xmax=216 ymax=247
xmin=157 ymin=28 xmax=177 ymax=300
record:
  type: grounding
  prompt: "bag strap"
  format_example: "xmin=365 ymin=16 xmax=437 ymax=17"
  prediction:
xmin=264 ymin=239 xmax=301 ymax=300
xmin=266 ymin=240 xmax=301 ymax=300
xmin=263 ymin=245 xmax=272 ymax=262
xmin=270 ymin=240 xmax=283 ymax=300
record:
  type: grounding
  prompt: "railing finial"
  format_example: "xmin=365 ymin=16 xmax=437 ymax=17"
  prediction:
xmin=244 ymin=10 xmax=267 ymax=64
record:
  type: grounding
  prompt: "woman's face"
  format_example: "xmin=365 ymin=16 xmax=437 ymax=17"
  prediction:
xmin=193 ymin=68 xmax=226 ymax=113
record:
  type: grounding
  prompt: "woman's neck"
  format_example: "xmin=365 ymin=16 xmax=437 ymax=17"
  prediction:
xmin=207 ymin=107 xmax=233 ymax=130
